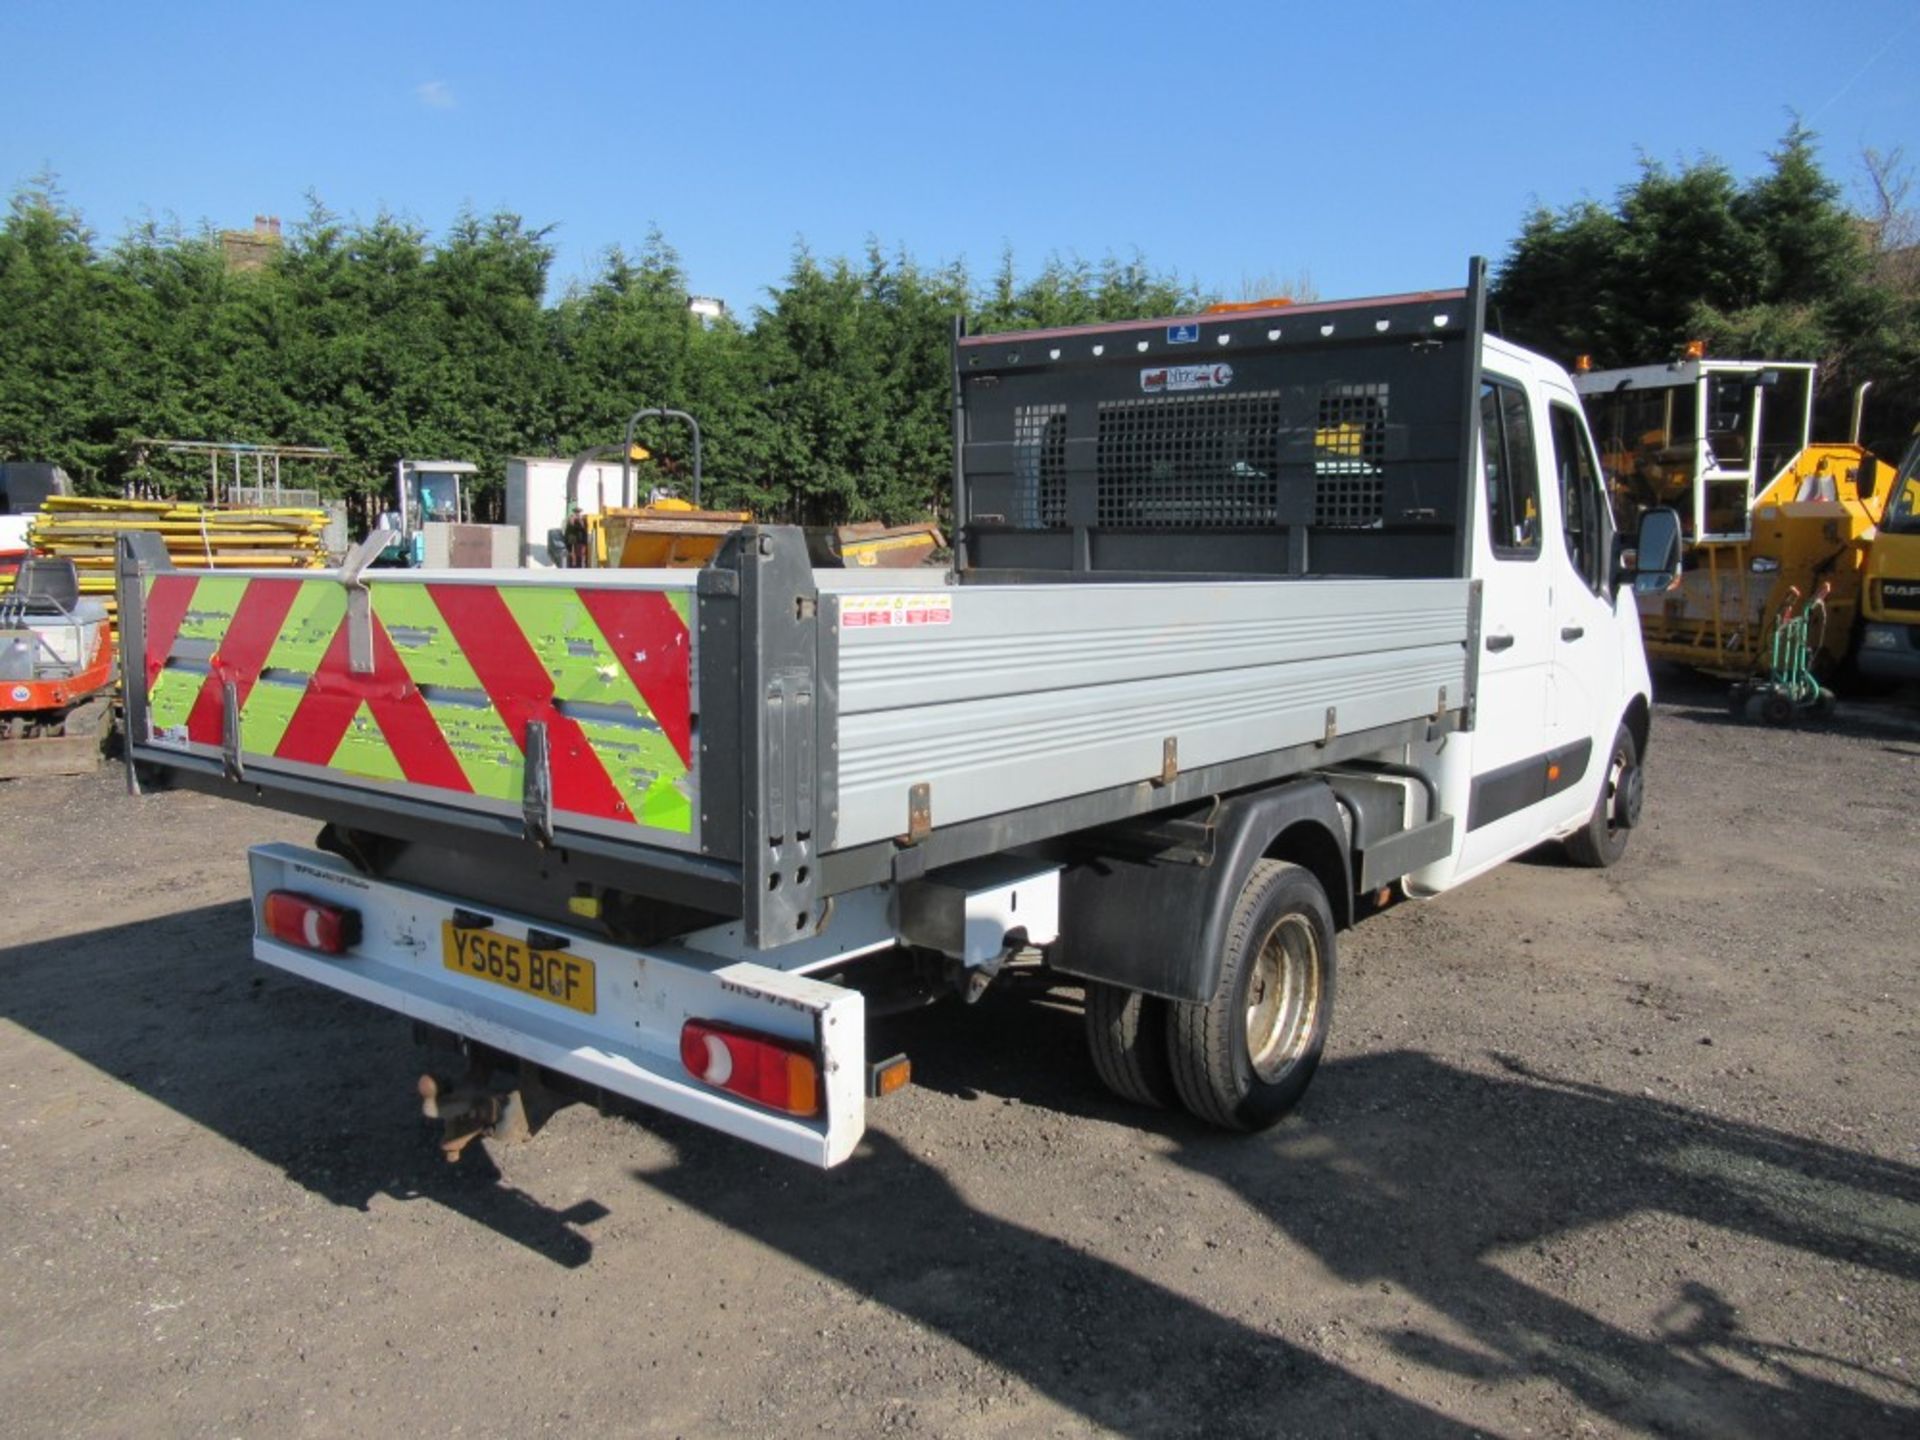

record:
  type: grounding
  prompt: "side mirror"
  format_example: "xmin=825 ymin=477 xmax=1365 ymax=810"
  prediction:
xmin=1858 ymin=456 xmax=1879 ymax=502
xmin=1623 ymin=507 xmax=1683 ymax=595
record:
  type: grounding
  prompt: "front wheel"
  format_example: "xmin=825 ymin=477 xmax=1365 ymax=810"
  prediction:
xmin=1167 ymin=861 xmax=1335 ymax=1130
xmin=1565 ymin=722 xmax=1640 ymax=868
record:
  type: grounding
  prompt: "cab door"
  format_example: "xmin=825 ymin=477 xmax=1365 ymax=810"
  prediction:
xmin=1451 ymin=370 xmax=1561 ymax=879
xmin=1543 ymin=392 xmax=1626 ymax=828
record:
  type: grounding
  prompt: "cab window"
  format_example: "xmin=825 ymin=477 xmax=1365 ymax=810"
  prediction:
xmin=1481 ymin=378 xmax=1541 ymax=558
xmin=1548 ymin=402 xmax=1611 ymax=591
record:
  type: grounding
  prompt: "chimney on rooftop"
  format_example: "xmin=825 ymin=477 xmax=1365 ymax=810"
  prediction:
xmin=221 ymin=213 xmax=286 ymax=272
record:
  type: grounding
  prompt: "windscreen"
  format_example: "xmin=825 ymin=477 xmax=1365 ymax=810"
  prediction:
xmin=416 ymin=472 xmax=462 ymax=523
xmin=1886 ymin=437 xmax=1920 ymax=534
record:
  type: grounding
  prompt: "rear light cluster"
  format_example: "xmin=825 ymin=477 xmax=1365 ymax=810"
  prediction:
xmin=262 ymin=890 xmax=361 ymax=955
xmin=680 ymin=1020 xmax=821 ymax=1117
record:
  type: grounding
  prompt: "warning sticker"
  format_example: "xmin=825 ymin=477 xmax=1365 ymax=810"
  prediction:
xmin=841 ymin=593 xmax=954 ymax=630
xmin=1142 ymin=362 xmax=1233 ymax=394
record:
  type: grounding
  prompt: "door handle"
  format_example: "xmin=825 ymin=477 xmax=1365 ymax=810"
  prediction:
xmin=1560 ymin=625 xmax=1585 ymax=641
xmin=1485 ymin=632 xmax=1515 ymax=652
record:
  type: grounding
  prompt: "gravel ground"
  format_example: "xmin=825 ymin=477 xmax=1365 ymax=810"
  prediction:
xmin=1 ymin=678 xmax=1916 ymax=1438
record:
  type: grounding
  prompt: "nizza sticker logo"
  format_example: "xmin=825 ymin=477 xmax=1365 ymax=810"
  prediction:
xmin=1141 ymin=363 xmax=1233 ymax=394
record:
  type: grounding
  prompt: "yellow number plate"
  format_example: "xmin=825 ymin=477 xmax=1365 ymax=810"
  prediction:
xmin=441 ymin=922 xmax=596 ymax=1015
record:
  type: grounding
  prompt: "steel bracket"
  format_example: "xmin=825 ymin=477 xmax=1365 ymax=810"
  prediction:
xmin=339 ymin=528 xmax=396 ymax=676
xmin=522 ymin=720 xmax=554 ymax=846
xmin=890 ymin=842 xmax=929 ymax=885
xmin=220 ymin=680 xmax=244 ymax=781
xmin=906 ymin=782 xmax=932 ymax=843
xmin=1155 ymin=736 xmax=1179 ymax=787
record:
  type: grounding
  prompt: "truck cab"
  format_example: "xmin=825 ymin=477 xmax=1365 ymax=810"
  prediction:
xmin=1859 ymin=433 xmax=1920 ymax=681
xmin=1424 ymin=337 xmax=1652 ymax=887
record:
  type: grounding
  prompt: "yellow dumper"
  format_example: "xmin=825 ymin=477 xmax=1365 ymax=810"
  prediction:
xmin=587 ymin=497 xmax=756 ymax=569
xmin=561 ymin=409 xmax=942 ymax=573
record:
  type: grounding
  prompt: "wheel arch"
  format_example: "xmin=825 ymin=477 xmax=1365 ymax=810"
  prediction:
xmin=1263 ymin=819 xmax=1352 ymax=934
xmin=1623 ymin=692 xmax=1651 ymax=760
xmin=1055 ymin=778 xmax=1351 ymax=1006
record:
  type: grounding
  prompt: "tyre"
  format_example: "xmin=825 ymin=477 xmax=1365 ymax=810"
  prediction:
xmin=1085 ymin=981 xmax=1177 ymax=1108
xmin=1565 ymin=722 xmax=1640 ymax=868
xmin=1166 ymin=860 xmax=1335 ymax=1130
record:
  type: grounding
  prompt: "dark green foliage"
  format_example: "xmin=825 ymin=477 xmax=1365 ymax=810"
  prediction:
xmin=16 ymin=127 xmax=1906 ymax=517
xmin=1493 ymin=126 xmax=1920 ymax=455
xmin=0 ymin=180 xmax=137 ymax=479
xmin=0 ymin=187 xmax=1201 ymax=524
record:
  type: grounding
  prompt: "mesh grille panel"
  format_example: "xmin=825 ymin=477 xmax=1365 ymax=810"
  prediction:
xmin=1011 ymin=403 xmax=1067 ymax=529
xmin=1313 ymin=383 xmax=1387 ymax=528
xmin=1095 ymin=390 xmax=1287 ymax=529
xmin=1313 ymin=475 xmax=1385 ymax=527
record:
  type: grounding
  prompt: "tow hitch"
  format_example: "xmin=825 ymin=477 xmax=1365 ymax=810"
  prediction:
xmin=417 ymin=1061 xmax=557 ymax=1162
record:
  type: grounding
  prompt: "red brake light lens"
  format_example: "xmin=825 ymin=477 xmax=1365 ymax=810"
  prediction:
xmin=680 ymin=1020 xmax=821 ymax=1117
xmin=262 ymin=890 xmax=361 ymax=955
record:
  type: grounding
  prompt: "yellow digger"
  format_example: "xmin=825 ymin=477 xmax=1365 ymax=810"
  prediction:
xmin=1575 ymin=349 xmax=1885 ymax=679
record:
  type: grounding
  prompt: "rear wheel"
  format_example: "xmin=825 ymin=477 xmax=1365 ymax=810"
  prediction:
xmin=1167 ymin=861 xmax=1334 ymax=1130
xmin=1085 ymin=981 xmax=1177 ymax=1108
xmin=1566 ymin=722 xmax=1639 ymax=868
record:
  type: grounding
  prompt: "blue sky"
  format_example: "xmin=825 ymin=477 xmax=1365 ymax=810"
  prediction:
xmin=3 ymin=1 xmax=1914 ymax=312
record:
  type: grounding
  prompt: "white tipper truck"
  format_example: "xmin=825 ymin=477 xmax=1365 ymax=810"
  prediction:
xmin=116 ymin=260 xmax=1682 ymax=1167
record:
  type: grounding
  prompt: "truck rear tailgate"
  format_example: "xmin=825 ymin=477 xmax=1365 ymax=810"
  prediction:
xmin=133 ymin=565 xmax=700 ymax=848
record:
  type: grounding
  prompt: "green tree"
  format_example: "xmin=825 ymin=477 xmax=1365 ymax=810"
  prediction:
xmin=1493 ymin=126 xmax=1917 ymax=452
xmin=750 ymin=243 xmax=968 ymax=525
xmin=0 ymin=180 xmax=138 ymax=481
xmin=0 ymin=177 xmax=1226 ymax=526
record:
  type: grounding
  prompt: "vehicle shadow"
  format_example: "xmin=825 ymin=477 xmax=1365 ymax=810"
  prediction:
xmin=8 ymin=903 xmax=1917 ymax=1432
xmin=632 ymin=1127 xmax=1481 ymax=1438
xmin=629 ymin=983 xmax=1920 ymax=1437
xmin=0 ymin=900 xmax=606 ymax=1268
xmin=1651 ymin=663 xmax=1920 ymax=741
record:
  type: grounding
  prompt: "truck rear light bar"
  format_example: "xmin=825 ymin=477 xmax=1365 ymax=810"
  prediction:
xmin=262 ymin=889 xmax=361 ymax=955
xmin=680 ymin=1020 xmax=822 ymax=1117
xmin=245 ymin=843 xmax=868 ymax=1166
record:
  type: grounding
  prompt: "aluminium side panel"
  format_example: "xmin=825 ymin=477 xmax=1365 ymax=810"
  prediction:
xmin=828 ymin=576 xmax=1472 ymax=848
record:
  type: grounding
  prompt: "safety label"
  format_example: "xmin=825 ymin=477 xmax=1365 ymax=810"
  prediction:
xmin=1141 ymin=362 xmax=1233 ymax=394
xmin=841 ymin=593 xmax=954 ymax=629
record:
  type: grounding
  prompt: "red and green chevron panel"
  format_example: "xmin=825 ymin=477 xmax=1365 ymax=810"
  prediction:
xmin=141 ymin=573 xmax=695 ymax=836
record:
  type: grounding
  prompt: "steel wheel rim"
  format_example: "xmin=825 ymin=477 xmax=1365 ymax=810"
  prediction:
xmin=1245 ymin=913 xmax=1320 ymax=1082
xmin=1603 ymin=745 xmax=1629 ymax=838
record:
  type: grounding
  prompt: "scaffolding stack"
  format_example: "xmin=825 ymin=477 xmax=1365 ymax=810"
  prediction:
xmin=22 ymin=496 xmax=330 ymax=641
